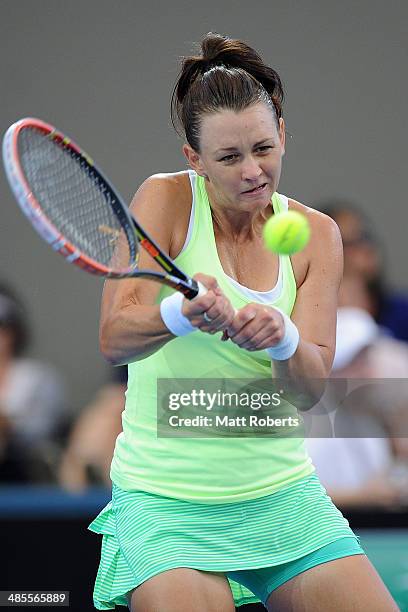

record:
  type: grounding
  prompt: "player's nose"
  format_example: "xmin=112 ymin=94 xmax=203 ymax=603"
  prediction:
xmin=241 ymin=156 xmax=262 ymax=181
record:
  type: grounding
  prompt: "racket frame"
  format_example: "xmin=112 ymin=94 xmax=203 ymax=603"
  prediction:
xmin=3 ymin=118 xmax=199 ymax=298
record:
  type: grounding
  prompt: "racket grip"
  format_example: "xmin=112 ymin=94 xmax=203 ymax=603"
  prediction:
xmin=196 ymin=281 xmax=208 ymax=297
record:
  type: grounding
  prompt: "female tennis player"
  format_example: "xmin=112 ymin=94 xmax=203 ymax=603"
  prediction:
xmin=89 ymin=33 xmax=398 ymax=611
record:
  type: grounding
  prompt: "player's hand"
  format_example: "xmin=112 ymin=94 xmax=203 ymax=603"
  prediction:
xmin=225 ymin=303 xmax=285 ymax=351
xmin=181 ymin=273 xmax=235 ymax=334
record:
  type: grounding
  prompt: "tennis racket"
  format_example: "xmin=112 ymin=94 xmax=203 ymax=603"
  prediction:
xmin=2 ymin=117 xmax=205 ymax=300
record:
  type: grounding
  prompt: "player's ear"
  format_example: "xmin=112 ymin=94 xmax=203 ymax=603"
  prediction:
xmin=182 ymin=144 xmax=208 ymax=179
xmin=278 ymin=117 xmax=286 ymax=156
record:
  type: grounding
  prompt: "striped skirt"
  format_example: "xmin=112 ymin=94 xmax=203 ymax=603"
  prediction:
xmin=88 ymin=473 xmax=359 ymax=609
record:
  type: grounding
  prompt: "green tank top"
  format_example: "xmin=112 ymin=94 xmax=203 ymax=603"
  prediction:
xmin=110 ymin=172 xmax=313 ymax=502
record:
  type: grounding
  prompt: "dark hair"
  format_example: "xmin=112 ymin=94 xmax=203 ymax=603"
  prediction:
xmin=0 ymin=285 xmax=29 ymax=357
xmin=171 ymin=33 xmax=284 ymax=151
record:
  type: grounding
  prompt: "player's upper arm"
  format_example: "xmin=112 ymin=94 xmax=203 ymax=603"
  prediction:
xmin=291 ymin=212 xmax=343 ymax=370
xmin=100 ymin=173 xmax=187 ymax=319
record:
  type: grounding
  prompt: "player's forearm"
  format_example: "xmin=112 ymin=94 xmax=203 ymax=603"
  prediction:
xmin=275 ymin=338 xmax=330 ymax=377
xmin=100 ymin=305 xmax=174 ymax=365
xmin=272 ymin=339 xmax=329 ymax=411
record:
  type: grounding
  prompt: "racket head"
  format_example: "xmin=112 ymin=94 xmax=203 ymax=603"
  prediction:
xmin=2 ymin=118 xmax=139 ymax=277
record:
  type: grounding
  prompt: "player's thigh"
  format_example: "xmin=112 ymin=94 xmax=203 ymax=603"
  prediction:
xmin=127 ymin=567 xmax=235 ymax=612
xmin=266 ymin=554 xmax=399 ymax=612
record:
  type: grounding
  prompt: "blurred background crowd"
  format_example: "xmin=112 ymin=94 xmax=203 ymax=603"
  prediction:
xmin=1 ymin=200 xmax=408 ymax=513
xmin=1 ymin=3 xmax=406 ymax=609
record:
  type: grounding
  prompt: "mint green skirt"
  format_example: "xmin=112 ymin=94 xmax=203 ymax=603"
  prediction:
xmin=88 ymin=473 xmax=359 ymax=609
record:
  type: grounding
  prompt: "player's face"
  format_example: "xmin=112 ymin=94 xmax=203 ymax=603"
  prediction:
xmin=184 ymin=102 xmax=285 ymax=212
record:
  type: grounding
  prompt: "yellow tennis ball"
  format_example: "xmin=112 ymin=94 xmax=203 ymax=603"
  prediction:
xmin=263 ymin=210 xmax=310 ymax=255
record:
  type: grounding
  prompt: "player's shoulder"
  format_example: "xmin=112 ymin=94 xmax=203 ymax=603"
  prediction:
xmin=287 ymin=197 xmax=342 ymax=246
xmin=138 ymin=170 xmax=191 ymax=198
xmin=129 ymin=172 xmax=192 ymax=254
xmin=130 ymin=170 xmax=191 ymax=215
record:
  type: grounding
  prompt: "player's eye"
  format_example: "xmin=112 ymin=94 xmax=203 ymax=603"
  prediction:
xmin=218 ymin=154 xmax=239 ymax=162
xmin=256 ymin=146 xmax=273 ymax=153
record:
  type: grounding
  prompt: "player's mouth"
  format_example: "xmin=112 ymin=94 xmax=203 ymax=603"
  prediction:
xmin=242 ymin=183 xmax=267 ymax=195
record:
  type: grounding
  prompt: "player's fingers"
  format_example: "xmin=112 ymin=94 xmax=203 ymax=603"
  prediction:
xmin=197 ymin=297 xmax=235 ymax=333
xmin=183 ymin=272 xmax=221 ymax=317
xmin=228 ymin=305 xmax=284 ymax=347
xmin=207 ymin=294 xmax=235 ymax=320
xmin=227 ymin=307 xmax=257 ymax=338
xmin=183 ymin=292 xmax=217 ymax=318
xmin=193 ymin=272 xmax=219 ymax=292
xmin=231 ymin=322 xmax=267 ymax=347
xmin=239 ymin=330 xmax=284 ymax=351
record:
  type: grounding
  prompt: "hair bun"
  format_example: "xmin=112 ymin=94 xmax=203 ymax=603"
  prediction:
xmin=201 ymin=33 xmax=230 ymax=64
xmin=200 ymin=32 xmax=258 ymax=70
xmin=171 ymin=33 xmax=284 ymax=151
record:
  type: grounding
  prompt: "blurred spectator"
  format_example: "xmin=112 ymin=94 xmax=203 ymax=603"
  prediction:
xmin=58 ymin=367 xmax=126 ymax=491
xmin=333 ymin=307 xmax=408 ymax=378
xmin=0 ymin=285 xmax=67 ymax=482
xmin=318 ymin=201 xmax=408 ymax=342
xmin=306 ymin=306 xmax=408 ymax=508
xmin=299 ymin=199 xmax=408 ymax=508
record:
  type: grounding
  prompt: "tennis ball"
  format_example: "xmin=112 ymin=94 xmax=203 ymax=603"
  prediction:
xmin=263 ymin=210 xmax=310 ymax=255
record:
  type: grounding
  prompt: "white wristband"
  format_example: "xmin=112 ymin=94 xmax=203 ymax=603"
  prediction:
xmin=160 ymin=291 xmax=197 ymax=337
xmin=266 ymin=307 xmax=300 ymax=361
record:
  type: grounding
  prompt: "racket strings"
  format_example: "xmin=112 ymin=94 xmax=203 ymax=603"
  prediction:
xmin=18 ymin=128 xmax=134 ymax=270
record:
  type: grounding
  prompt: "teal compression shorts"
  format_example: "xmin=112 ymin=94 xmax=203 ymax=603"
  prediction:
xmin=227 ymin=536 xmax=364 ymax=605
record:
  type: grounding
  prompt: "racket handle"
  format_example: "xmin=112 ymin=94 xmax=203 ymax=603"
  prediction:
xmin=196 ymin=281 xmax=208 ymax=297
